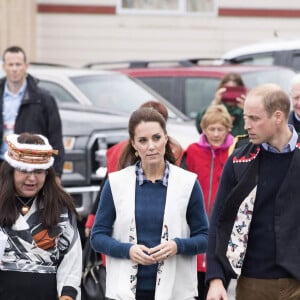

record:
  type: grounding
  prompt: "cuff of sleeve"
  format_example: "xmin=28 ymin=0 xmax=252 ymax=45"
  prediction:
xmin=205 ymin=275 xmax=226 ymax=285
xmin=173 ymin=238 xmax=182 ymax=254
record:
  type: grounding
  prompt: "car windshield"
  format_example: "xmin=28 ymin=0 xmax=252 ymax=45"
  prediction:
xmin=70 ymin=73 xmax=187 ymax=121
xmin=242 ymin=69 xmax=295 ymax=92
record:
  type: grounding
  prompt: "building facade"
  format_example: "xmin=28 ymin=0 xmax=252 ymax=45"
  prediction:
xmin=1 ymin=0 xmax=300 ymax=66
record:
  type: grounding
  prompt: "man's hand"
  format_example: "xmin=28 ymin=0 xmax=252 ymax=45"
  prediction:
xmin=59 ymin=296 xmax=73 ymax=300
xmin=206 ymin=278 xmax=228 ymax=300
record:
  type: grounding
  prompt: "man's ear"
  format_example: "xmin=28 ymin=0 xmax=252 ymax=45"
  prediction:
xmin=274 ymin=110 xmax=283 ymax=125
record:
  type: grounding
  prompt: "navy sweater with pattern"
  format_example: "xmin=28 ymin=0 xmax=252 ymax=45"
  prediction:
xmin=242 ymin=148 xmax=293 ymax=278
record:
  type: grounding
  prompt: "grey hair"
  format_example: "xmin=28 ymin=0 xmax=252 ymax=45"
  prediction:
xmin=290 ymin=73 xmax=300 ymax=91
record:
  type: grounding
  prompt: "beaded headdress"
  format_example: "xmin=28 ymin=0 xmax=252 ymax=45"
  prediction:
xmin=4 ymin=134 xmax=58 ymax=171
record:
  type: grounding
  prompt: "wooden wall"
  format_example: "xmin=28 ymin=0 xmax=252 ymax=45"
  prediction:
xmin=0 ymin=0 xmax=36 ymax=61
xmin=36 ymin=7 xmax=300 ymax=67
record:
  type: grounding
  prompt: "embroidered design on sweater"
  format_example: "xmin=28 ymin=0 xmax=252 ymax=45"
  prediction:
xmin=226 ymin=186 xmax=257 ymax=276
xmin=233 ymin=147 xmax=260 ymax=163
xmin=156 ymin=224 xmax=168 ymax=286
xmin=129 ymin=217 xmax=138 ymax=294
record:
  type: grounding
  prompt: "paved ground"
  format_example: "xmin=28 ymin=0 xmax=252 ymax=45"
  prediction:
xmin=228 ymin=279 xmax=236 ymax=300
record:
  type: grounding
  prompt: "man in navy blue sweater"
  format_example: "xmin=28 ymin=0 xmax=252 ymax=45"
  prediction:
xmin=206 ymin=84 xmax=300 ymax=300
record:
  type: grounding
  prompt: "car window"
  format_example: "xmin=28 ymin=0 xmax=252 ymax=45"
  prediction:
xmin=38 ymin=80 xmax=78 ymax=103
xmin=231 ymin=54 xmax=275 ymax=66
xmin=291 ymin=52 xmax=300 ymax=72
xmin=242 ymin=69 xmax=295 ymax=92
xmin=71 ymin=74 xmax=152 ymax=112
xmin=139 ymin=77 xmax=175 ymax=105
xmin=135 ymin=76 xmax=220 ymax=118
xmin=185 ymin=77 xmax=219 ymax=118
xmin=70 ymin=74 xmax=185 ymax=120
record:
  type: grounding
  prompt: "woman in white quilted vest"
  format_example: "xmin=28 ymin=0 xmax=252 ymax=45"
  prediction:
xmin=91 ymin=107 xmax=208 ymax=300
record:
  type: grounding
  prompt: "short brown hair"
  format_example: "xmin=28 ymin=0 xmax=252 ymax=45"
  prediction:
xmin=3 ymin=46 xmax=27 ymax=63
xmin=247 ymin=84 xmax=290 ymax=119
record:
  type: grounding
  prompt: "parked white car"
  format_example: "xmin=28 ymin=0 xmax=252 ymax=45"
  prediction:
xmin=221 ymin=38 xmax=300 ymax=72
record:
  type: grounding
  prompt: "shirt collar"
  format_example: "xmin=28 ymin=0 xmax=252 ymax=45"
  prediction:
xmin=262 ymin=125 xmax=298 ymax=153
xmin=294 ymin=111 xmax=300 ymax=122
xmin=135 ymin=160 xmax=170 ymax=187
xmin=4 ymin=80 xmax=27 ymax=97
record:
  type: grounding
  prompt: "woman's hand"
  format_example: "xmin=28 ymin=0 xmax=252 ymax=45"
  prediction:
xmin=148 ymin=240 xmax=177 ymax=262
xmin=236 ymin=93 xmax=246 ymax=110
xmin=212 ymin=87 xmax=227 ymax=105
xmin=129 ymin=244 xmax=156 ymax=265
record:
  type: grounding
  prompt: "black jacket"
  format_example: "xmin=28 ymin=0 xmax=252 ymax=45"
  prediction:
xmin=0 ymin=74 xmax=65 ymax=176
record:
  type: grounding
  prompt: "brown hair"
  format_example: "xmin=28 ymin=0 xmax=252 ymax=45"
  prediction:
xmin=3 ymin=46 xmax=27 ymax=63
xmin=140 ymin=100 xmax=168 ymax=121
xmin=0 ymin=133 xmax=77 ymax=228
xmin=18 ymin=132 xmax=44 ymax=144
xmin=118 ymin=107 xmax=175 ymax=169
xmin=217 ymin=72 xmax=245 ymax=89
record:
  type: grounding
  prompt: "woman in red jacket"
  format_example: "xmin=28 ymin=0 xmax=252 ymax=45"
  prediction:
xmin=185 ymin=104 xmax=234 ymax=300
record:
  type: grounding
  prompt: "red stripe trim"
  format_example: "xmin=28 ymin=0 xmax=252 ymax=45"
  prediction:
xmin=219 ymin=8 xmax=300 ymax=18
xmin=37 ymin=4 xmax=116 ymax=15
xmin=37 ymin=5 xmax=300 ymax=18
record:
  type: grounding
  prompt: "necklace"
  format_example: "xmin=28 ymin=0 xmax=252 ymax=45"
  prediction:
xmin=16 ymin=196 xmax=35 ymax=215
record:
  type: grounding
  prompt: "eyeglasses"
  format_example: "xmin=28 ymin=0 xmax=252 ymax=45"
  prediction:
xmin=15 ymin=168 xmax=47 ymax=176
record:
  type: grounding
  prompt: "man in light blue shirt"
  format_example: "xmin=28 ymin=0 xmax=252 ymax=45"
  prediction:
xmin=0 ymin=46 xmax=64 ymax=177
xmin=0 ymin=80 xmax=27 ymax=159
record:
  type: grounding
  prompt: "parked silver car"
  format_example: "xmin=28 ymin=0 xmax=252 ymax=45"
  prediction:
xmin=0 ymin=64 xmax=198 ymax=217
xmin=27 ymin=64 xmax=199 ymax=149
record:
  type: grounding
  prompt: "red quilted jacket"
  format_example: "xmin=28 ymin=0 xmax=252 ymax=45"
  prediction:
xmin=185 ymin=133 xmax=234 ymax=272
